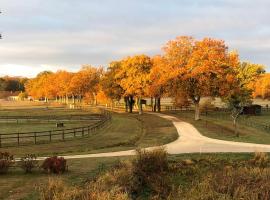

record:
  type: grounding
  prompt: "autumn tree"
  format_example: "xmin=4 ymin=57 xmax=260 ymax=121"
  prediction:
xmin=222 ymin=62 xmax=265 ymax=136
xmin=162 ymin=36 xmax=239 ymax=120
xmin=53 ymin=70 xmax=73 ymax=103
xmin=147 ymin=55 xmax=173 ymax=112
xmin=101 ymin=61 xmax=124 ymax=109
xmin=116 ymin=55 xmax=152 ymax=114
xmin=26 ymin=71 xmax=54 ymax=101
xmin=69 ymin=66 xmax=102 ymax=104
xmin=253 ymin=73 xmax=270 ymax=99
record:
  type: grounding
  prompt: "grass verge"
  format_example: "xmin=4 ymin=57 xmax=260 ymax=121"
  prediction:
xmin=166 ymin=110 xmax=270 ymax=144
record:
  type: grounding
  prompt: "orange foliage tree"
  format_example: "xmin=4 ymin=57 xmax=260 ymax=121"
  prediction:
xmin=253 ymin=73 xmax=270 ymax=99
xmin=69 ymin=65 xmax=102 ymax=104
xmin=26 ymin=71 xmax=54 ymax=101
xmin=146 ymin=55 xmax=173 ymax=112
xmin=162 ymin=36 xmax=239 ymax=120
xmin=101 ymin=61 xmax=124 ymax=109
xmin=115 ymin=55 xmax=152 ymax=114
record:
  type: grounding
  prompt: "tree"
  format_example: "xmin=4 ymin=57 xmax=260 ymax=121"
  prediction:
xmin=0 ymin=76 xmax=28 ymax=92
xmin=222 ymin=62 xmax=265 ymax=137
xmin=101 ymin=61 xmax=124 ymax=109
xmin=147 ymin=55 xmax=173 ymax=112
xmin=0 ymin=78 xmax=7 ymax=91
xmin=116 ymin=55 xmax=152 ymax=114
xmin=69 ymin=66 xmax=102 ymax=104
xmin=253 ymin=73 xmax=270 ymax=99
xmin=25 ymin=71 xmax=53 ymax=101
xmin=163 ymin=36 xmax=238 ymax=120
xmin=53 ymin=70 xmax=73 ymax=103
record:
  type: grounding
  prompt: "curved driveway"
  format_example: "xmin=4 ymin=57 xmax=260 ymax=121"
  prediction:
xmin=39 ymin=113 xmax=270 ymax=160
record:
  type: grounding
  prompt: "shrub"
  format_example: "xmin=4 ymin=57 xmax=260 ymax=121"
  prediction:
xmin=39 ymin=178 xmax=82 ymax=200
xmin=249 ymin=152 xmax=269 ymax=167
xmin=0 ymin=152 xmax=14 ymax=174
xmin=41 ymin=156 xmax=67 ymax=174
xmin=131 ymin=147 xmax=171 ymax=199
xmin=83 ymin=161 xmax=132 ymax=200
xmin=19 ymin=154 xmax=38 ymax=173
xmin=176 ymin=166 xmax=270 ymax=200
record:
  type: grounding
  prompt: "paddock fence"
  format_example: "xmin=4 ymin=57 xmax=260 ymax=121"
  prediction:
xmin=0 ymin=110 xmax=111 ymax=147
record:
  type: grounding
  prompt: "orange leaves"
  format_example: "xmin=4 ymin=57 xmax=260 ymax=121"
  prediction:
xmin=253 ymin=73 xmax=270 ymax=99
xmin=162 ymin=36 xmax=239 ymax=100
xmin=69 ymin=66 xmax=102 ymax=97
xmin=115 ymin=55 xmax=152 ymax=97
xmin=25 ymin=66 xmax=102 ymax=101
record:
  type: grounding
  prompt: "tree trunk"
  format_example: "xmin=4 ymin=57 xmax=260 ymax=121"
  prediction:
xmin=138 ymin=97 xmax=143 ymax=115
xmin=111 ymin=100 xmax=114 ymax=110
xmin=157 ymin=97 xmax=161 ymax=112
xmin=154 ymin=98 xmax=157 ymax=112
xmin=128 ymin=96 xmax=134 ymax=113
xmin=72 ymin=95 xmax=75 ymax=104
xmin=124 ymin=96 xmax=128 ymax=112
xmin=151 ymin=97 xmax=154 ymax=112
xmin=233 ymin=118 xmax=239 ymax=137
xmin=93 ymin=92 xmax=97 ymax=105
xmin=194 ymin=101 xmax=200 ymax=121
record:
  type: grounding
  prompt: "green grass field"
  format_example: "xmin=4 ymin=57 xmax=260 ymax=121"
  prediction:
xmin=166 ymin=109 xmax=270 ymax=144
xmin=0 ymin=111 xmax=178 ymax=157
xmin=0 ymin=157 xmax=122 ymax=200
xmin=0 ymin=106 xmax=179 ymax=199
xmin=2 ymin=101 xmax=270 ymax=199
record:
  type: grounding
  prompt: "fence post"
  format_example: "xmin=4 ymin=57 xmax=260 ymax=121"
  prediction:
xmin=17 ymin=133 xmax=20 ymax=146
xmin=82 ymin=127 xmax=84 ymax=137
xmin=62 ymin=130 xmax=65 ymax=141
xmin=73 ymin=129 xmax=76 ymax=138
xmin=34 ymin=132 xmax=37 ymax=144
xmin=88 ymin=126 xmax=90 ymax=136
xmin=49 ymin=131 xmax=52 ymax=142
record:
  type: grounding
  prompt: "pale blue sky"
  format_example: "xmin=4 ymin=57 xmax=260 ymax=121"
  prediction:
xmin=0 ymin=0 xmax=269 ymax=77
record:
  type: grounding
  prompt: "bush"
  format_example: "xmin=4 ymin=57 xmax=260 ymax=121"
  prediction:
xmin=131 ymin=147 xmax=171 ymax=199
xmin=176 ymin=165 xmax=270 ymax=200
xmin=249 ymin=152 xmax=269 ymax=167
xmin=19 ymin=154 xmax=38 ymax=173
xmin=0 ymin=152 xmax=14 ymax=174
xmin=41 ymin=156 xmax=67 ymax=174
xmin=39 ymin=178 xmax=82 ymax=200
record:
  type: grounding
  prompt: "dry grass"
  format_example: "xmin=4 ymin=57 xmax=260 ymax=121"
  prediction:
xmin=38 ymin=151 xmax=270 ymax=200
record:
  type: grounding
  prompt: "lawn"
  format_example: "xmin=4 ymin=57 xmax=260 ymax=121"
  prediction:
xmin=166 ymin=109 xmax=270 ymax=144
xmin=0 ymin=112 xmax=178 ymax=157
xmin=0 ymin=156 xmax=123 ymax=200
xmin=0 ymin=108 xmax=179 ymax=200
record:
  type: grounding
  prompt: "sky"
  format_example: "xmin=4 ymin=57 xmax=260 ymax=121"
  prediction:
xmin=0 ymin=0 xmax=270 ymax=77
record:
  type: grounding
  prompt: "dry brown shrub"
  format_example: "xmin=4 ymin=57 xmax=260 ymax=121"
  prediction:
xmin=39 ymin=178 xmax=82 ymax=200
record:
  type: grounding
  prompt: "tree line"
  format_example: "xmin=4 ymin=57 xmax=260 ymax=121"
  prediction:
xmin=23 ymin=36 xmax=269 ymax=120
xmin=0 ymin=76 xmax=27 ymax=92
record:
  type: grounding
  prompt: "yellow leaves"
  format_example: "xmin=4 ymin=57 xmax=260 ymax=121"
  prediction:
xmin=252 ymin=73 xmax=270 ymax=99
xmin=115 ymin=55 xmax=152 ymax=97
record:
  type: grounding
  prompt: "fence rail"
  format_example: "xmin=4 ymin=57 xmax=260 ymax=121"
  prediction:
xmin=0 ymin=111 xmax=111 ymax=148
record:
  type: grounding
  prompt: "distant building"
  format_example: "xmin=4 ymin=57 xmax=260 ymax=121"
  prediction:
xmin=242 ymin=105 xmax=262 ymax=115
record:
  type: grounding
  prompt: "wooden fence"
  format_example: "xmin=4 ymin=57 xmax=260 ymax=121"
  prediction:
xmin=0 ymin=111 xmax=111 ymax=147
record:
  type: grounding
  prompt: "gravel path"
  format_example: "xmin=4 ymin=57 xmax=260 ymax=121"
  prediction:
xmin=37 ymin=113 xmax=270 ymax=160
